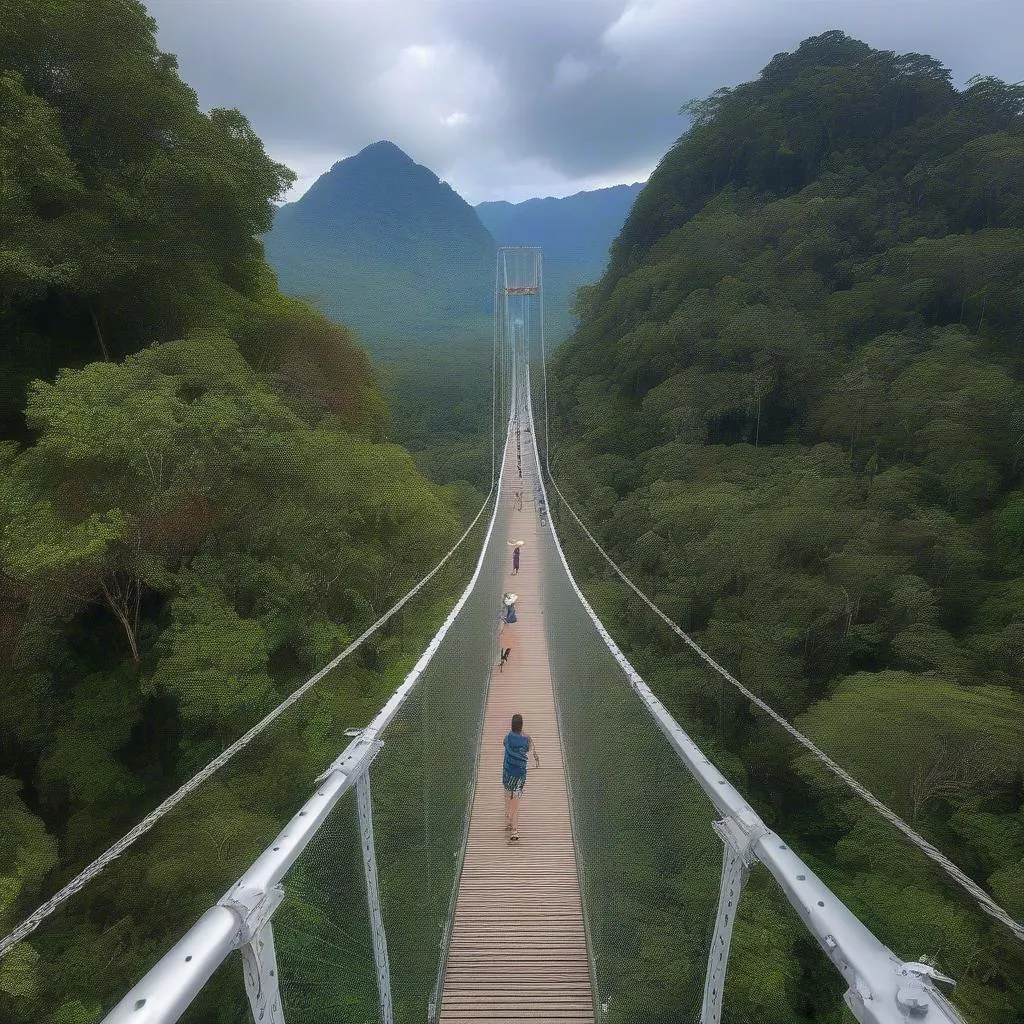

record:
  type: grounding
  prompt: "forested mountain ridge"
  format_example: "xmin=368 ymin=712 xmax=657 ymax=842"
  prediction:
xmin=476 ymin=183 xmax=643 ymax=261
xmin=550 ymin=30 xmax=1024 ymax=1020
xmin=477 ymin=183 xmax=644 ymax=343
xmin=264 ymin=141 xmax=496 ymax=347
xmin=0 ymin=3 xmax=470 ymax=1020
xmin=263 ymin=142 xmax=500 ymax=493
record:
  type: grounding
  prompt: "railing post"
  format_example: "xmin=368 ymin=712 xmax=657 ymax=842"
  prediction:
xmin=220 ymin=884 xmax=286 ymax=1024
xmin=356 ymin=767 xmax=394 ymax=1024
xmin=240 ymin=921 xmax=284 ymax=1023
xmin=701 ymin=811 xmax=766 ymax=1024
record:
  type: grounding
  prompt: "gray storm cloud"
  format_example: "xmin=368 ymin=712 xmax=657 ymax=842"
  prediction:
xmin=143 ymin=0 xmax=1023 ymax=204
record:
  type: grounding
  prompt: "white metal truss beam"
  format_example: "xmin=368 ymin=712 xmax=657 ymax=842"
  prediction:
xmin=239 ymin=920 xmax=285 ymax=1024
xmin=356 ymin=770 xmax=394 ymax=1024
xmin=701 ymin=814 xmax=764 ymax=1024
xmin=524 ymin=372 xmax=968 ymax=1024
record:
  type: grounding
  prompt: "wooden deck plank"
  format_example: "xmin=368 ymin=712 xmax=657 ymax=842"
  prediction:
xmin=438 ymin=437 xmax=595 ymax=1023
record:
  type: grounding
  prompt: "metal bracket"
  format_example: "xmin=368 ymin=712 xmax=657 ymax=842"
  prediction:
xmin=839 ymin=953 xmax=965 ymax=1023
xmin=221 ymin=884 xmax=286 ymax=1024
xmin=222 ymin=884 xmax=285 ymax=946
xmin=315 ymin=730 xmax=382 ymax=784
xmin=889 ymin=961 xmax=962 ymax=1021
xmin=239 ymin=921 xmax=285 ymax=1023
xmin=701 ymin=811 xmax=769 ymax=1024
xmin=356 ymin=767 xmax=394 ymax=1024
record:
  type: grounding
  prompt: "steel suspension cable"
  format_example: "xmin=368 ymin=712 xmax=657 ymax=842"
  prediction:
xmin=0 ymin=314 xmax=507 ymax=962
xmin=536 ymin=335 xmax=1024 ymax=944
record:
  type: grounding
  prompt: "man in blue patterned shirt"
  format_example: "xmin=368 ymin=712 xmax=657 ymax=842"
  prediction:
xmin=503 ymin=713 xmax=540 ymax=841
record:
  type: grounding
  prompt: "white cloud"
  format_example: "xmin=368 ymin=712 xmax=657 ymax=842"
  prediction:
xmin=145 ymin=0 xmax=1024 ymax=204
xmin=602 ymin=0 xmax=1024 ymax=87
xmin=553 ymin=55 xmax=593 ymax=89
xmin=399 ymin=44 xmax=439 ymax=70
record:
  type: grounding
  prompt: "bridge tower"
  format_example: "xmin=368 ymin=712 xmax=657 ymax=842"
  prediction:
xmin=495 ymin=246 xmax=542 ymax=427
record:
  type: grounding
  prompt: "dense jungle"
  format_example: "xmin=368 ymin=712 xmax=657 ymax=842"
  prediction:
xmin=548 ymin=30 xmax=1024 ymax=1021
xmin=2 ymin=4 xmax=1023 ymax=1022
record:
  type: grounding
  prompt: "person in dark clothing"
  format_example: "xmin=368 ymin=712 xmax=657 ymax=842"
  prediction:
xmin=503 ymin=713 xmax=540 ymax=840
xmin=512 ymin=546 xmax=520 ymax=575
xmin=499 ymin=647 xmax=511 ymax=672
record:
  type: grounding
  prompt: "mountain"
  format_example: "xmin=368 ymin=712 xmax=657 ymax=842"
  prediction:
xmin=264 ymin=141 xmax=495 ymax=349
xmin=548 ymin=32 xmax=1024 ymax=1021
xmin=476 ymin=183 xmax=643 ymax=341
xmin=476 ymin=182 xmax=644 ymax=261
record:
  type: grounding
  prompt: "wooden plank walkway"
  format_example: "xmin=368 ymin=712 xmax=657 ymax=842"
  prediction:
xmin=438 ymin=434 xmax=595 ymax=1023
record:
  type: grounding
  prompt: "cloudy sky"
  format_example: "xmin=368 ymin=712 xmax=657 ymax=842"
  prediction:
xmin=143 ymin=0 xmax=1022 ymax=206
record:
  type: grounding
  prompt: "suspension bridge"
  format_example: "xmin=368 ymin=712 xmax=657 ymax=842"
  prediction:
xmin=3 ymin=248 xmax=1018 ymax=1023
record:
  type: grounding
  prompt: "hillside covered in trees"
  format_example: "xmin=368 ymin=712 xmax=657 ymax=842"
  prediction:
xmin=264 ymin=141 xmax=495 ymax=350
xmin=263 ymin=141 xmax=499 ymax=490
xmin=548 ymin=31 xmax=1024 ymax=1020
xmin=0 ymin=3 xmax=474 ymax=1020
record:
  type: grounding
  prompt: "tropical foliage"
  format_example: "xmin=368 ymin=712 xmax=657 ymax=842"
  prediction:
xmin=549 ymin=31 xmax=1024 ymax=1021
xmin=0 ymin=3 xmax=472 ymax=1020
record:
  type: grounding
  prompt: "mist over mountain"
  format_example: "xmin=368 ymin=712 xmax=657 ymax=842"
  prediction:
xmin=264 ymin=141 xmax=495 ymax=348
xmin=476 ymin=183 xmax=644 ymax=341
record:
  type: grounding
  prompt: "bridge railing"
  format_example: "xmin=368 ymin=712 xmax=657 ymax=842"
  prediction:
xmin=97 ymin=410 xmax=516 ymax=1024
xmin=524 ymin=371 xmax=969 ymax=1024
xmin=271 ymin=483 xmax=515 ymax=1024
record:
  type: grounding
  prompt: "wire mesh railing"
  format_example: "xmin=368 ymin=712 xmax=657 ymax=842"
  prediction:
xmin=273 ymin=797 xmax=376 ymax=1023
xmin=538 ymin=487 xmax=721 ymax=1022
xmin=90 ymin=409 xmax=512 ymax=1024
xmin=523 ymin=358 xmax=971 ymax=1024
xmin=0 ymin=504 xmax=501 ymax=1023
xmin=543 ymin=511 xmax=1024 ymax=1021
xmin=275 ymin=473 xmax=516 ymax=1024
xmin=536 ymin=431 xmax=1024 ymax=1020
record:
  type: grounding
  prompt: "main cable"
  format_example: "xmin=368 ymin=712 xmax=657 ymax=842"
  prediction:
xmin=0 ymin=303 xmax=507 ymax=961
xmin=535 ymin=309 xmax=1024 ymax=944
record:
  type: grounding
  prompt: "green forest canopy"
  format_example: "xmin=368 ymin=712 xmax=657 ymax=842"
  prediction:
xmin=0 ymin=3 xmax=476 ymax=1021
xmin=550 ymin=30 xmax=1024 ymax=1022
xmin=5 ymin=7 xmax=1024 ymax=1022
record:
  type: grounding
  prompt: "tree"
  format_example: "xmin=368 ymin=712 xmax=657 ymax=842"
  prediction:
xmin=549 ymin=34 xmax=1024 ymax=1018
xmin=0 ymin=0 xmax=295 ymax=420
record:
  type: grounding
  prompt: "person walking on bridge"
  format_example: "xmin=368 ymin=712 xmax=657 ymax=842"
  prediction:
xmin=503 ymin=713 xmax=539 ymax=841
xmin=512 ymin=545 xmax=520 ymax=575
